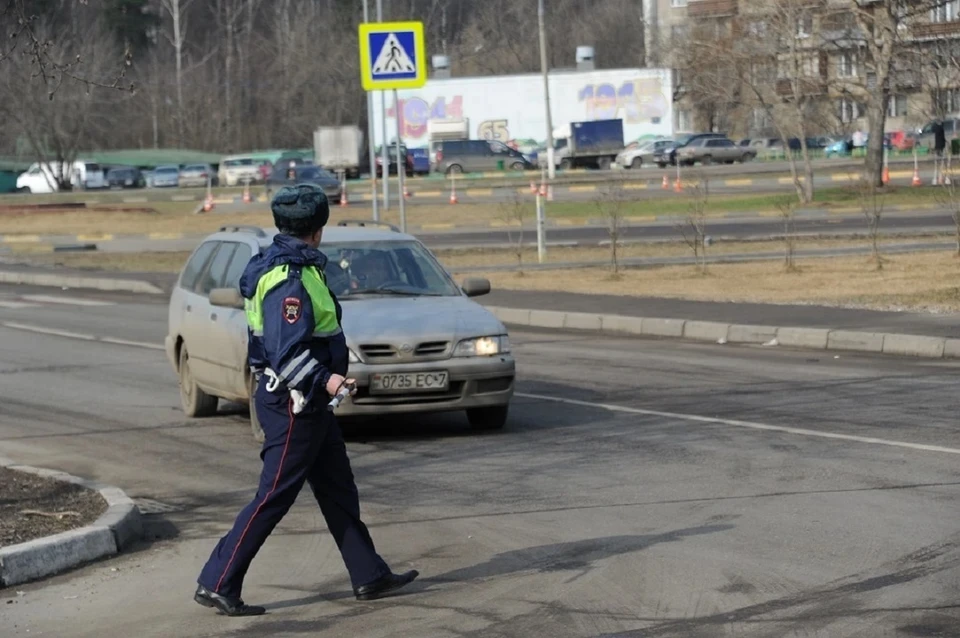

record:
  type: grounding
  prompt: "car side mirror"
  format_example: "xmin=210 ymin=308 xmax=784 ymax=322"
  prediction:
xmin=461 ymin=277 xmax=491 ymax=297
xmin=209 ymin=287 xmax=245 ymax=309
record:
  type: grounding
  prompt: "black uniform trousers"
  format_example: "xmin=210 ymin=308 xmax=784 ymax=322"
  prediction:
xmin=197 ymin=377 xmax=390 ymax=599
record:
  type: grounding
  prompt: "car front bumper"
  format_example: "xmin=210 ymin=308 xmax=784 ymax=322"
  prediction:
xmin=338 ymin=354 xmax=516 ymax=416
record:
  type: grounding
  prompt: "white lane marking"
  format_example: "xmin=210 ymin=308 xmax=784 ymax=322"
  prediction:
xmin=1 ymin=322 xmax=163 ymax=351
xmin=20 ymin=294 xmax=115 ymax=307
xmin=517 ymin=392 xmax=960 ymax=457
xmin=0 ymin=300 xmax=40 ymax=309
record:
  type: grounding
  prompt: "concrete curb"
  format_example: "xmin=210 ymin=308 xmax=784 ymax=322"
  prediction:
xmin=0 ymin=270 xmax=164 ymax=294
xmin=486 ymin=306 xmax=960 ymax=361
xmin=0 ymin=455 xmax=143 ymax=588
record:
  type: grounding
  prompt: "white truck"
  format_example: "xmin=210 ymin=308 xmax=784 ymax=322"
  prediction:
xmin=313 ymin=125 xmax=365 ymax=179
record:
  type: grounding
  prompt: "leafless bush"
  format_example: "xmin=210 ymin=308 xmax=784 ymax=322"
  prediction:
xmin=497 ymin=194 xmax=530 ymax=275
xmin=856 ymin=173 xmax=887 ymax=270
xmin=677 ymin=174 xmax=709 ymax=275
xmin=775 ymin=196 xmax=798 ymax=272
xmin=593 ymin=175 xmax=629 ymax=276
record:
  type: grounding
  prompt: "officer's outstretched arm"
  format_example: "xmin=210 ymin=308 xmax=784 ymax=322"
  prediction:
xmin=261 ymin=279 xmax=331 ymax=403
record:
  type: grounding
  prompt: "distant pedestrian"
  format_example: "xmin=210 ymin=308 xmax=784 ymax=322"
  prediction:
xmin=934 ymin=120 xmax=946 ymax=157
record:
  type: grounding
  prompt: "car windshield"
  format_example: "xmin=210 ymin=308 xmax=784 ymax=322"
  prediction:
xmin=321 ymin=240 xmax=461 ymax=298
xmin=225 ymin=159 xmax=254 ymax=167
xmin=156 ymin=167 xmax=178 ymax=174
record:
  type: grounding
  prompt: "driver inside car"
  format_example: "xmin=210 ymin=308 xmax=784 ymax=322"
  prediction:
xmin=349 ymin=251 xmax=395 ymax=291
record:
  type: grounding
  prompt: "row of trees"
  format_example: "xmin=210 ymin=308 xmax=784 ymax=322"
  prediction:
xmin=0 ymin=0 xmax=644 ymax=161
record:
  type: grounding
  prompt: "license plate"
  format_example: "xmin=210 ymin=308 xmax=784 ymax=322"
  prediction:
xmin=370 ymin=371 xmax=449 ymax=394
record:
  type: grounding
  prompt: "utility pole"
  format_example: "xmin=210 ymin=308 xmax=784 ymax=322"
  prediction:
xmin=377 ymin=0 xmax=390 ymax=211
xmin=363 ymin=0 xmax=379 ymax=221
xmin=538 ymin=0 xmax=556 ymax=181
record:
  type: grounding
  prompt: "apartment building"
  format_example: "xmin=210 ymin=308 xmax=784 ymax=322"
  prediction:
xmin=647 ymin=0 xmax=960 ymax=138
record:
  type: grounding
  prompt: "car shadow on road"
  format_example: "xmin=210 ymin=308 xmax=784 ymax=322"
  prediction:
xmin=260 ymin=523 xmax=734 ymax=619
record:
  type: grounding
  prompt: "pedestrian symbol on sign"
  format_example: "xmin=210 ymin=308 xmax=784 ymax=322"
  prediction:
xmin=371 ymin=33 xmax=416 ymax=75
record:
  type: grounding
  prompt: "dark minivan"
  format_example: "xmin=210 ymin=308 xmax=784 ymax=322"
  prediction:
xmin=434 ymin=140 xmax=534 ymax=175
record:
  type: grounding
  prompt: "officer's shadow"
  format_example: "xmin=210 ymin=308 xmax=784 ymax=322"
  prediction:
xmin=263 ymin=522 xmax=733 ymax=613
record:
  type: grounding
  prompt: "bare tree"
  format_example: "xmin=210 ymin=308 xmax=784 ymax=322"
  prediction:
xmin=0 ymin=0 xmax=134 ymax=96
xmin=593 ymin=174 xmax=629 ymax=276
xmin=934 ymin=157 xmax=960 ymax=257
xmin=775 ymin=195 xmax=798 ymax=271
xmin=497 ymin=194 xmax=530 ymax=274
xmin=0 ymin=18 xmax=122 ymax=190
xmin=158 ymin=0 xmax=197 ymax=148
xmin=677 ymin=174 xmax=710 ymax=274
xmin=856 ymin=173 xmax=886 ymax=269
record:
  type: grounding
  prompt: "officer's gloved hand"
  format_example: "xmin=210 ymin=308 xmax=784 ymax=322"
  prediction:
xmin=326 ymin=374 xmax=357 ymax=397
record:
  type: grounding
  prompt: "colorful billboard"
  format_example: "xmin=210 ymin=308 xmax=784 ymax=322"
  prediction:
xmin=370 ymin=67 xmax=673 ymax=150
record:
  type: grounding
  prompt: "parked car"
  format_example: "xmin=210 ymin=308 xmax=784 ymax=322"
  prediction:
xmin=164 ymin=223 xmax=516 ymax=440
xmin=16 ymin=160 xmax=106 ymax=193
xmin=179 ymin=164 xmax=218 ymax=188
xmin=434 ymin=139 xmax=535 ymax=175
xmin=218 ymin=155 xmax=261 ymax=186
xmin=266 ymin=164 xmax=342 ymax=202
xmin=408 ymin=148 xmax=431 ymax=176
xmin=676 ymin=137 xmax=755 ymax=166
xmin=152 ymin=165 xmax=181 ymax=188
xmin=375 ymin=145 xmax=415 ymax=178
xmin=616 ymin=139 xmax=674 ymax=169
xmin=655 ymin=133 xmax=727 ymax=167
xmin=106 ymin=166 xmax=146 ymax=189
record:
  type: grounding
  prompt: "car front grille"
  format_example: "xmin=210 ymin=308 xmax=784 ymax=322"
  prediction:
xmin=359 ymin=341 xmax=451 ymax=360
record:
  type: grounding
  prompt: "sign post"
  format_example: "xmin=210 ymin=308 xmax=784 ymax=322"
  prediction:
xmin=358 ymin=20 xmax=426 ymax=233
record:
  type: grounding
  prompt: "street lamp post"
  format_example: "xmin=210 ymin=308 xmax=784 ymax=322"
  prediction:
xmin=538 ymin=0 xmax=555 ymax=181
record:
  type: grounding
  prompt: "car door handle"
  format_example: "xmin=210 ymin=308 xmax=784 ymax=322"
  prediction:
xmin=210 ymin=312 xmax=218 ymax=321
xmin=186 ymin=304 xmax=192 ymax=312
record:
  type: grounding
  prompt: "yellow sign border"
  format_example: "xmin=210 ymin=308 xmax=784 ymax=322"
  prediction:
xmin=358 ymin=21 xmax=427 ymax=91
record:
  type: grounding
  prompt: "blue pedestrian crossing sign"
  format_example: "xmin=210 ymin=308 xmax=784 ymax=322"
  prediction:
xmin=359 ymin=21 xmax=426 ymax=91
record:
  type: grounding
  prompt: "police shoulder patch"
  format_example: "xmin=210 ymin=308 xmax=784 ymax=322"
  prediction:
xmin=283 ymin=296 xmax=302 ymax=324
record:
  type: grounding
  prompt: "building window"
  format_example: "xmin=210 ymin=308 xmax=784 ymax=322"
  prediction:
xmin=751 ymin=107 xmax=772 ymax=132
xmin=931 ymin=1 xmax=957 ymax=23
xmin=746 ymin=20 xmax=767 ymax=38
xmin=838 ymin=99 xmax=863 ymax=123
xmin=888 ymin=95 xmax=908 ymax=117
xmin=838 ymin=52 xmax=857 ymax=78
xmin=676 ymin=109 xmax=692 ymax=132
xmin=672 ymin=0 xmax=688 ymax=7
xmin=936 ymin=88 xmax=960 ymax=114
xmin=797 ymin=13 xmax=813 ymax=37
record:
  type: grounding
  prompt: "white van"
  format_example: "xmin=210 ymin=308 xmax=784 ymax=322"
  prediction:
xmin=16 ymin=160 xmax=107 ymax=193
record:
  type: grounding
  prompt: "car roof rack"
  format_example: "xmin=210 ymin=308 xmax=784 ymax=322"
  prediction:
xmin=219 ymin=225 xmax=268 ymax=237
xmin=336 ymin=220 xmax=401 ymax=233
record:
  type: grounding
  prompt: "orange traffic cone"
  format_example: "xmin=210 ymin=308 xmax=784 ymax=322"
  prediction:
xmin=882 ymin=165 xmax=890 ymax=185
xmin=673 ymin=177 xmax=683 ymax=193
xmin=202 ymin=195 xmax=214 ymax=212
xmin=538 ymin=181 xmax=547 ymax=197
xmin=662 ymin=174 xmax=669 ymax=190
xmin=449 ymin=179 xmax=458 ymax=204
xmin=912 ymin=167 xmax=922 ymax=186
xmin=403 ymin=184 xmax=411 ymax=199
xmin=242 ymin=183 xmax=252 ymax=204
xmin=339 ymin=180 xmax=349 ymax=207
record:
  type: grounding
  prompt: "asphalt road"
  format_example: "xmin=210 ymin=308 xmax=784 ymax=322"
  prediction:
xmin=1 ymin=285 xmax=959 ymax=637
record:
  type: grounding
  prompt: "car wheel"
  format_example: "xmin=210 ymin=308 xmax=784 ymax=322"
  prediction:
xmin=466 ymin=405 xmax=508 ymax=431
xmin=510 ymin=161 xmax=525 ymax=171
xmin=598 ymin=157 xmax=612 ymax=171
xmin=559 ymin=159 xmax=572 ymax=170
xmin=702 ymin=155 xmax=713 ymax=165
xmin=248 ymin=375 xmax=264 ymax=443
xmin=657 ymin=162 xmax=666 ymax=169
xmin=446 ymin=164 xmax=463 ymax=175
xmin=630 ymin=157 xmax=642 ymax=169
xmin=178 ymin=345 xmax=218 ymax=417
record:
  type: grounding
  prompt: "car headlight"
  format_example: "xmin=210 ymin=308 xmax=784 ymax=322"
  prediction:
xmin=453 ymin=335 xmax=510 ymax=357
xmin=348 ymin=348 xmax=361 ymax=363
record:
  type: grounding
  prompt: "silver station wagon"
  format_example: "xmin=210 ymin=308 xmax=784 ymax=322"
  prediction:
xmin=164 ymin=222 xmax=516 ymax=441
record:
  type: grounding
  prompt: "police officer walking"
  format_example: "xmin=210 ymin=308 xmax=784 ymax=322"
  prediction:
xmin=194 ymin=184 xmax=418 ymax=616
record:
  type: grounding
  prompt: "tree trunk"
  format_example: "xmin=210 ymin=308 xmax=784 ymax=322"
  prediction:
xmin=865 ymin=98 xmax=887 ymax=188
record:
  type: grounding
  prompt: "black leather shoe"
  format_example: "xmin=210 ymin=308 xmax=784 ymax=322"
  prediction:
xmin=354 ymin=569 xmax=419 ymax=601
xmin=194 ymin=585 xmax=266 ymax=616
